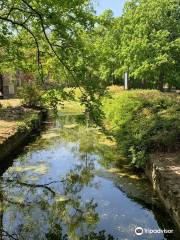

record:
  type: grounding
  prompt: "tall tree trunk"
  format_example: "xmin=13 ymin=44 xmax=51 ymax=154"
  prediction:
xmin=168 ymin=83 xmax=172 ymax=92
xmin=157 ymin=72 xmax=164 ymax=91
xmin=141 ymin=79 xmax=147 ymax=89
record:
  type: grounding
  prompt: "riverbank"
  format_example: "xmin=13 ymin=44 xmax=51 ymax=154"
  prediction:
xmin=102 ymin=87 xmax=180 ymax=231
xmin=59 ymin=89 xmax=180 ymax=231
xmin=0 ymin=99 xmax=46 ymax=162
xmin=146 ymin=152 xmax=180 ymax=229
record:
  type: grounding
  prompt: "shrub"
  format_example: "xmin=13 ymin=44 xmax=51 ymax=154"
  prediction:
xmin=18 ymin=83 xmax=43 ymax=108
xmin=102 ymin=90 xmax=180 ymax=169
xmin=18 ymin=83 xmax=75 ymax=111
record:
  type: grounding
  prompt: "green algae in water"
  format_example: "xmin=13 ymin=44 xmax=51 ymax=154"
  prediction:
xmin=0 ymin=114 xmax=178 ymax=240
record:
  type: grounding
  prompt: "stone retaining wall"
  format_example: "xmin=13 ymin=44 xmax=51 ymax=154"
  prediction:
xmin=0 ymin=110 xmax=46 ymax=162
xmin=146 ymin=154 xmax=180 ymax=230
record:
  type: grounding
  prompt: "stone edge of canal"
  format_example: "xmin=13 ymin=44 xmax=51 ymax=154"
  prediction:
xmin=146 ymin=155 xmax=180 ymax=231
xmin=0 ymin=108 xmax=47 ymax=163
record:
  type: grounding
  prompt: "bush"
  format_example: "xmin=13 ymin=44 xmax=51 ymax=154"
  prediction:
xmin=103 ymin=90 xmax=180 ymax=169
xmin=18 ymin=83 xmax=43 ymax=108
xmin=18 ymin=83 xmax=75 ymax=111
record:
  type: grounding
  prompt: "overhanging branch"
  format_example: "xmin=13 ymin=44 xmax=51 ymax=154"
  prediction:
xmin=0 ymin=15 xmax=44 ymax=82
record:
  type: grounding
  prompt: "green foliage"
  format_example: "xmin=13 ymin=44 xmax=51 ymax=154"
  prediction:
xmin=103 ymin=90 xmax=180 ymax=169
xmin=88 ymin=10 xmax=121 ymax=86
xmin=1 ymin=0 xmax=180 ymax=125
xmin=116 ymin=0 xmax=180 ymax=89
xmin=18 ymin=83 xmax=76 ymax=111
xmin=41 ymin=88 xmax=74 ymax=111
xmin=46 ymin=230 xmax=116 ymax=240
xmin=0 ymin=0 xmax=108 ymax=120
xmin=80 ymin=231 xmax=116 ymax=240
xmin=46 ymin=224 xmax=116 ymax=240
xmin=18 ymin=82 xmax=43 ymax=108
xmin=41 ymin=89 xmax=61 ymax=110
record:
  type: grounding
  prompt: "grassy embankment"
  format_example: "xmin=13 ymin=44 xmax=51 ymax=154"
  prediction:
xmin=103 ymin=86 xmax=180 ymax=169
xmin=60 ymin=86 xmax=180 ymax=169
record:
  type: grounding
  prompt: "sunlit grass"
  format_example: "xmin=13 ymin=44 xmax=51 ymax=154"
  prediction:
xmin=0 ymin=98 xmax=21 ymax=108
xmin=59 ymin=100 xmax=84 ymax=114
xmin=107 ymin=85 xmax=124 ymax=95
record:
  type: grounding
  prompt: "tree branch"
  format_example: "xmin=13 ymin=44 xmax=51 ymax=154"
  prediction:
xmin=3 ymin=178 xmax=62 ymax=196
xmin=0 ymin=15 xmax=44 ymax=82
xmin=2 ymin=229 xmax=18 ymax=240
xmin=21 ymin=0 xmax=84 ymax=91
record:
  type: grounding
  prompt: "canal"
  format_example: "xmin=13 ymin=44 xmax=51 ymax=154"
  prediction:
xmin=0 ymin=113 xmax=178 ymax=239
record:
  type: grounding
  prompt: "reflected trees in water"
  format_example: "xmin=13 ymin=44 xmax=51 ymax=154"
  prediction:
xmin=0 ymin=149 xmax=116 ymax=239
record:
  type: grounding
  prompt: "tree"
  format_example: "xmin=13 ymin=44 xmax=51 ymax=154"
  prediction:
xmin=92 ymin=10 xmax=120 ymax=86
xmin=0 ymin=0 xmax=108 ymax=122
xmin=117 ymin=0 xmax=180 ymax=90
xmin=81 ymin=10 xmax=123 ymax=87
xmin=0 ymin=0 xmax=94 ymax=79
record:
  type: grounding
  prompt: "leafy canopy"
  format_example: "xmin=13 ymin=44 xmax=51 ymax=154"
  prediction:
xmin=115 ymin=0 xmax=180 ymax=89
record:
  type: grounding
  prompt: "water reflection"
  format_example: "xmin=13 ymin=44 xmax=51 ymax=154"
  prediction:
xmin=0 ymin=114 xmax=178 ymax=239
xmin=0 ymin=163 xmax=110 ymax=239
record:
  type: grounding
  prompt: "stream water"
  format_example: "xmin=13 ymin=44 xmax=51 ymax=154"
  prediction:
xmin=0 ymin=113 xmax=178 ymax=240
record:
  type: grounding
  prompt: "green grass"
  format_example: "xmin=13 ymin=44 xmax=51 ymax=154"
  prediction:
xmin=59 ymin=101 xmax=84 ymax=114
xmin=102 ymin=89 xmax=180 ymax=169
